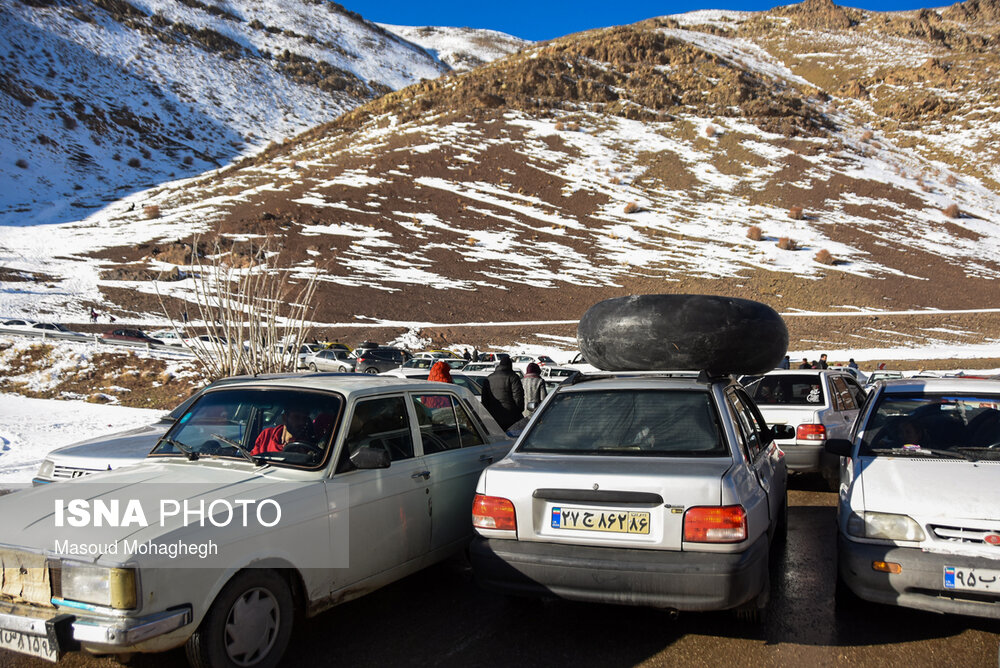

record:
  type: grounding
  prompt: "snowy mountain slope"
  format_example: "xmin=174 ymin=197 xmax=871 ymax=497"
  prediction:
xmin=1 ymin=0 xmax=456 ymax=225
xmin=378 ymin=24 xmax=530 ymax=72
xmin=2 ymin=0 xmax=1000 ymax=358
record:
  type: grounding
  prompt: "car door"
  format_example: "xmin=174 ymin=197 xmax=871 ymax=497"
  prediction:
xmin=325 ymin=395 xmax=431 ymax=591
xmin=827 ymin=375 xmax=859 ymax=439
xmin=726 ymin=387 xmax=781 ymax=532
xmin=408 ymin=390 xmax=501 ymax=552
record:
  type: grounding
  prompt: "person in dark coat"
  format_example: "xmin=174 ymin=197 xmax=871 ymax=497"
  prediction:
xmin=480 ymin=357 xmax=524 ymax=430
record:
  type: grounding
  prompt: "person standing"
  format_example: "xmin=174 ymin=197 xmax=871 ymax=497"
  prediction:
xmin=463 ymin=348 xmax=471 ymax=362
xmin=521 ymin=363 xmax=548 ymax=417
xmin=480 ymin=357 xmax=524 ymax=430
xmin=779 ymin=355 xmax=790 ymax=370
xmin=848 ymin=358 xmax=859 ymax=370
xmin=798 ymin=358 xmax=811 ymax=369
xmin=818 ymin=353 xmax=829 ymax=369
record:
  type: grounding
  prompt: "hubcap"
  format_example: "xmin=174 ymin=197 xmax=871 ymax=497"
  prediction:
xmin=223 ymin=586 xmax=279 ymax=666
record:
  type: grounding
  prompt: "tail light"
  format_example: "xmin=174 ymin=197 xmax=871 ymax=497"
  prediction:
xmin=796 ymin=424 xmax=827 ymax=441
xmin=472 ymin=494 xmax=517 ymax=532
xmin=683 ymin=505 xmax=747 ymax=543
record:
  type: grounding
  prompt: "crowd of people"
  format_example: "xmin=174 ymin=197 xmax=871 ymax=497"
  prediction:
xmin=425 ymin=357 xmax=548 ymax=431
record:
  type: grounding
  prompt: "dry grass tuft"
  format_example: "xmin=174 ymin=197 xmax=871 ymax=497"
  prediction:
xmin=788 ymin=206 xmax=804 ymax=220
xmin=705 ymin=124 xmax=717 ymax=138
xmin=815 ymin=249 xmax=834 ymax=265
xmin=861 ymin=129 xmax=874 ymax=142
xmin=466 ymin=237 xmax=478 ymax=246
xmin=777 ymin=237 xmax=797 ymax=250
xmin=747 ymin=225 xmax=763 ymax=241
xmin=623 ymin=202 xmax=640 ymax=214
xmin=943 ymin=203 xmax=961 ymax=218
xmin=143 ymin=204 xmax=160 ymax=219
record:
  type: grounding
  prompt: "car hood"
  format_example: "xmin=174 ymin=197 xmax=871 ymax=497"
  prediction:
xmin=0 ymin=462 xmax=318 ymax=563
xmin=858 ymin=457 xmax=1000 ymax=522
xmin=45 ymin=421 xmax=171 ymax=463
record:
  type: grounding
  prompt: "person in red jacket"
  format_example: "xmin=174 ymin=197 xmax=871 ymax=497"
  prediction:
xmin=252 ymin=408 xmax=314 ymax=455
xmin=422 ymin=361 xmax=454 ymax=409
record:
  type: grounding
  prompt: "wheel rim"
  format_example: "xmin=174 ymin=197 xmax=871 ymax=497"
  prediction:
xmin=365 ymin=367 xmax=378 ymax=374
xmin=223 ymin=586 xmax=280 ymax=666
xmin=309 ymin=363 xmax=317 ymax=372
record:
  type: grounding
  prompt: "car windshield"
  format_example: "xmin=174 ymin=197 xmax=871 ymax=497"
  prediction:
xmin=518 ymin=389 xmax=725 ymax=457
xmin=860 ymin=392 xmax=1000 ymax=459
xmin=151 ymin=387 xmax=343 ymax=469
xmin=745 ymin=374 xmax=824 ymax=405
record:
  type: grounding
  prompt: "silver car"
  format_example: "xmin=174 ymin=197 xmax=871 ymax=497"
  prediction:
xmin=470 ymin=373 xmax=791 ymax=620
xmin=303 ymin=348 xmax=356 ymax=372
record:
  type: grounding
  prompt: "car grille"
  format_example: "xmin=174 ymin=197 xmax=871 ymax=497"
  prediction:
xmin=0 ymin=549 xmax=55 ymax=607
xmin=51 ymin=465 xmax=106 ymax=480
xmin=930 ymin=524 xmax=999 ymax=545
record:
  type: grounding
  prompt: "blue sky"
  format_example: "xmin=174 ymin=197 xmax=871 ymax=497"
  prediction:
xmin=342 ymin=0 xmax=935 ymax=40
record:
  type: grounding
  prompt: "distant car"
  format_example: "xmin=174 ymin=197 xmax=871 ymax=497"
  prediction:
xmin=29 ymin=322 xmax=90 ymax=339
xmin=509 ymin=354 xmax=557 ymax=373
xmin=323 ymin=341 xmax=352 ymax=354
xmin=101 ymin=328 xmax=163 ymax=346
xmin=540 ymin=365 xmax=576 ymax=379
xmin=865 ymin=370 xmax=904 ymax=390
xmin=462 ymin=362 xmax=497 ymax=373
xmin=148 ymin=329 xmax=186 ymax=347
xmin=826 ymin=378 xmax=1000 ymax=619
xmin=380 ymin=367 xmax=484 ymax=399
xmin=744 ymin=369 xmax=867 ymax=489
xmin=415 ymin=350 xmax=462 ymax=359
xmin=0 ymin=318 xmax=39 ymax=332
xmin=304 ymin=348 xmax=356 ymax=372
xmin=828 ymin=365 xmax=868 ymax=384
xmin=354 ymin=346 xmax=412 ymax=374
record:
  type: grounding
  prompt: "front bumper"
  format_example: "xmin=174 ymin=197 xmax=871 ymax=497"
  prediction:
xmin=470 ymin=533 xmax=769 ymax=610
xmin=839 ymin=534 xmax=1000 ymax=619
xmin=0 ymin=602 xmax=192 ymax=660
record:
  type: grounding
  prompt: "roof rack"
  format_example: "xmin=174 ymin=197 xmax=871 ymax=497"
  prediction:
xmin=562 ymin=369 xmax=729 ymax=387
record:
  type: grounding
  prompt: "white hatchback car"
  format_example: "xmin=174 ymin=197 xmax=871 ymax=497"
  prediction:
xmin=826 ymin=378 xmax=1000 ymax=619
xmin=1 ymin=376 xmax=511 ymax=665
xmin=743 ymin=369 xmax=867 ymax=488
xmin=470 ymin=373 xmax=791 ymax=619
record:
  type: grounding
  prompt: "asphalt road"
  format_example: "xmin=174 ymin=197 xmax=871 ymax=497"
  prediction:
xmin=2 ymin=475 xmax=998 ymax=668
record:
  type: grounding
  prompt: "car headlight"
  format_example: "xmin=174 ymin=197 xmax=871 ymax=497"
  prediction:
xmin=36 ymin=459 xmax=55 ymax=480
xmin=847 ymin=512 xmax=926 ymax=542
xmin=59 ymin=563 xmax=137 ymax=609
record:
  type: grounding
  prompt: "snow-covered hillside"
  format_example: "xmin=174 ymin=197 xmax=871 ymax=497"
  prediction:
xmin=378 ymin=24 xmax=529 ymax=72
xmin=0 ymin=0 xmax=521 ymax=226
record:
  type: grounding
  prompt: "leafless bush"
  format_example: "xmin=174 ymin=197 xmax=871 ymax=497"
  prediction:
xmin=747 ymin=225 xmax=762 ymax=241
xmin=945 ymin=174 xmax=958 ymax=187
xmin=943 ymin=203 xmax=961 ymax=218
xmin=610 ymin=176 xmax=621 ymax=185
xmin=788 ymin=206 xmax=804 ymax=220
xmin=554 ymin=121 xmax=565 ymax=131
xmin=143 ymin=204 xmax=160 ymax=219
xmin=155 ymin=237 xmax=319 ymax=379
xmin=777 ymin=237 xmax=797 ymax=250
xmin=624 ymin=202 xmax=640 ymax=214
xmin=127 ymin=157 xmax=141 ymax=168
xmin=814 ymin=249 xmax=834 ymax=265
xmin=861 ymin=129 xmax=874 ymax=142
xmin=15 ymin=159 xmax=27 ymax=169
xmin=705 ymin=124 xmax=717 ymax=138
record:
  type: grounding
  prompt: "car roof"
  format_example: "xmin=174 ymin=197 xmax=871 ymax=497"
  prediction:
xmin=199 ymin=375 xmax=479 ymax=400
xmin=762 ymin=369 xmax=846 ymax=377
xmin=879 ymin=378 xmax=1000 ymax=394
xmin=553 ymin=374 xmax=716 ymax=392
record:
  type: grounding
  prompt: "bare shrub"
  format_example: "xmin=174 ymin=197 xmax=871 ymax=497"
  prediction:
xmin=143 ymin=204 xmax=160 ymax=219
xmin=943 ymin=203 xmax=961 ymax=218
xmin=788 ymin=206 xmax=804 ymax=220
xmin=777 ymin=237 xmax=797 ymax=250
xmin=945 ymin=174 xmax=958 ymax=187
xmin=705 ymin=124 xmax=717 ymax=138
xmin=861 ymin=129 xmax=874 ymax=142
xmin=127 ymin=157 xmax=141 ymax=168
xmin=466 ymin=237 xmax=477 ymax=246
xmin=610 ymin=176 xmax=621 ymax=185
xmin=747 ymin=225 xmax=763 ymax=241
xmin=15 ymin=158 xmax=27 ymax=169
xmin=815 ymin=249 xmax=834 ymax=264
xmin=155 ymin=237 xmax=319 ymax=379
xmin=623 ymin=202 xmax=640 ymax=214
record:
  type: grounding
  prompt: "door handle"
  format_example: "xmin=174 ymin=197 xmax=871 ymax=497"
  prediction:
xmin=479 ymin=455 xmax=494 ymax=464
xmin=411 ymin=471 xmax=430 ymax=480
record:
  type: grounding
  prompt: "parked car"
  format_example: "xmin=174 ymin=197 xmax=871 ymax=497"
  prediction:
xmin=540 ymin=365 xmax=577 ymax=379
xmin=509 ymin=354 xmax=557 ymax=374
xmin=825 ymin=378 xmax=1000 ymax=619
xmin=149 ymin=329 xmax=186 ymax=347
xmin=101 ymin=328 xmax=164 ymax=346
xmin=380 ymin=367 xmax=484 ymax=399
xmin=828 ymin=365 xmax=868 ymax=384
xmin=743 ymin=369 xmax=866 ymax=489
xmin=0 ymin=318 xmax=39 ymax=332
xmin=470 ymin=372 xmax=792 ymax=620
xmin=414 ymin=350 xmax=462 ymax=359
xmin=2 ymin=375 xmax=512 ymax=665
xmin=462 ymin=362 xmax=497 ymax=373
xmin=354 ymin=346 xmax=412 ymax=374
xmin=866 ymin=370 xmax=904 ymax=388
xmin=303 ymin=348 xmax=356 ymax=372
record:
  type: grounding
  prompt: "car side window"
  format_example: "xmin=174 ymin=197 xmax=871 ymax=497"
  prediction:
xmin=846 ymin=378 xmax=866 ymax=408
xmin=831 ymin=377 xmax=856 ymax=411
xmin=337 ymin=396 xmax=414 ymax=472
xmin=727 ymin=389 xmax=765 ymax=460
xmin=411 ymin=394 xmax=486 ymax=454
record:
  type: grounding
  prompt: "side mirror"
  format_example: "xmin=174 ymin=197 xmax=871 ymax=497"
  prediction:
xmin=350 ymin=445 xmax=391 ymax=469
xmin=825 ymin=438 xmax=854 ymax=457
xmin=770 ymin=424 xmax=795 ymax=441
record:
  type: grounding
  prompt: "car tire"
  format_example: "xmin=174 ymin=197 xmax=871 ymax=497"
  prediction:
xmin=364 ymin=367 xmax=379 ymax=374
xmin=308 ymin=363 xmax=318 ymax=372
xmin=733 ymin=557 xmax=769 ymax=625
xmin=185 ymin=570 xmax=294 ymax=668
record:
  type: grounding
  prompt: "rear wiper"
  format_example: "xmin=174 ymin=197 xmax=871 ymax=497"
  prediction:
xmin=162 ymin=437 xmax=198 ymax=461
xmin=871 ymin=447 xmax=976 ymax=461
xmin=211 ymin=433 xmax=266 ymax=467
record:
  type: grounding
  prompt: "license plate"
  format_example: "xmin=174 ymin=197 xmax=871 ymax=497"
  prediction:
xmin=551 ymin=507 xmax=650 ymax=534
xmin=943 ymin=566 xmax=1000 ymax=593
xmin=0 ymin=628 xmax=59 ymax=662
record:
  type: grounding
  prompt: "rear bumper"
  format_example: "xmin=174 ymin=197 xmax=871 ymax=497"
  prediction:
xmin=838 ymin=534 xmax=1000 ymax=619
xmin=777 ymin=441 xmax=838 ymax=475
xmin=470 ymin=533 xmax=769 ymax=610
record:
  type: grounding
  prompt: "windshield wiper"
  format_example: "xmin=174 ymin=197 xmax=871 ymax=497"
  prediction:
xmin=161 ymin=437 xmax=198 ymax=461
xmin=870 ymin=447 xmax=976 ymax=461
xmin=211 ymin=433 xmax=265 ymax=467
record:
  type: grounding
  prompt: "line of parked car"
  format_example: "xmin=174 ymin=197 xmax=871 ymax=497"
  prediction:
xmin=3 ymin=343 xmax=998 ymax=666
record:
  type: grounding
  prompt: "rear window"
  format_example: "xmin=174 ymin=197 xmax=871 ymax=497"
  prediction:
xmin=518 ymin=390 xmax=725 ymax=457
xmin=747 ymin=375 xmax=824 ymax=405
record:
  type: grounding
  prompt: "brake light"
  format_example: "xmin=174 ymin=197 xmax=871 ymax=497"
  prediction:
xmin=683 ymin=505 xmax=747 ymax=543
xmin=472 ymin=494 xmax=517 ymax=532
xmin=796 ymin=423 xmax=826 ymax=441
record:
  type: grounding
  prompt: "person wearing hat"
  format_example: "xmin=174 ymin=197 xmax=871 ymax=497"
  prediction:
xmin=521 ymin=362 xmax=548 ymax=417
